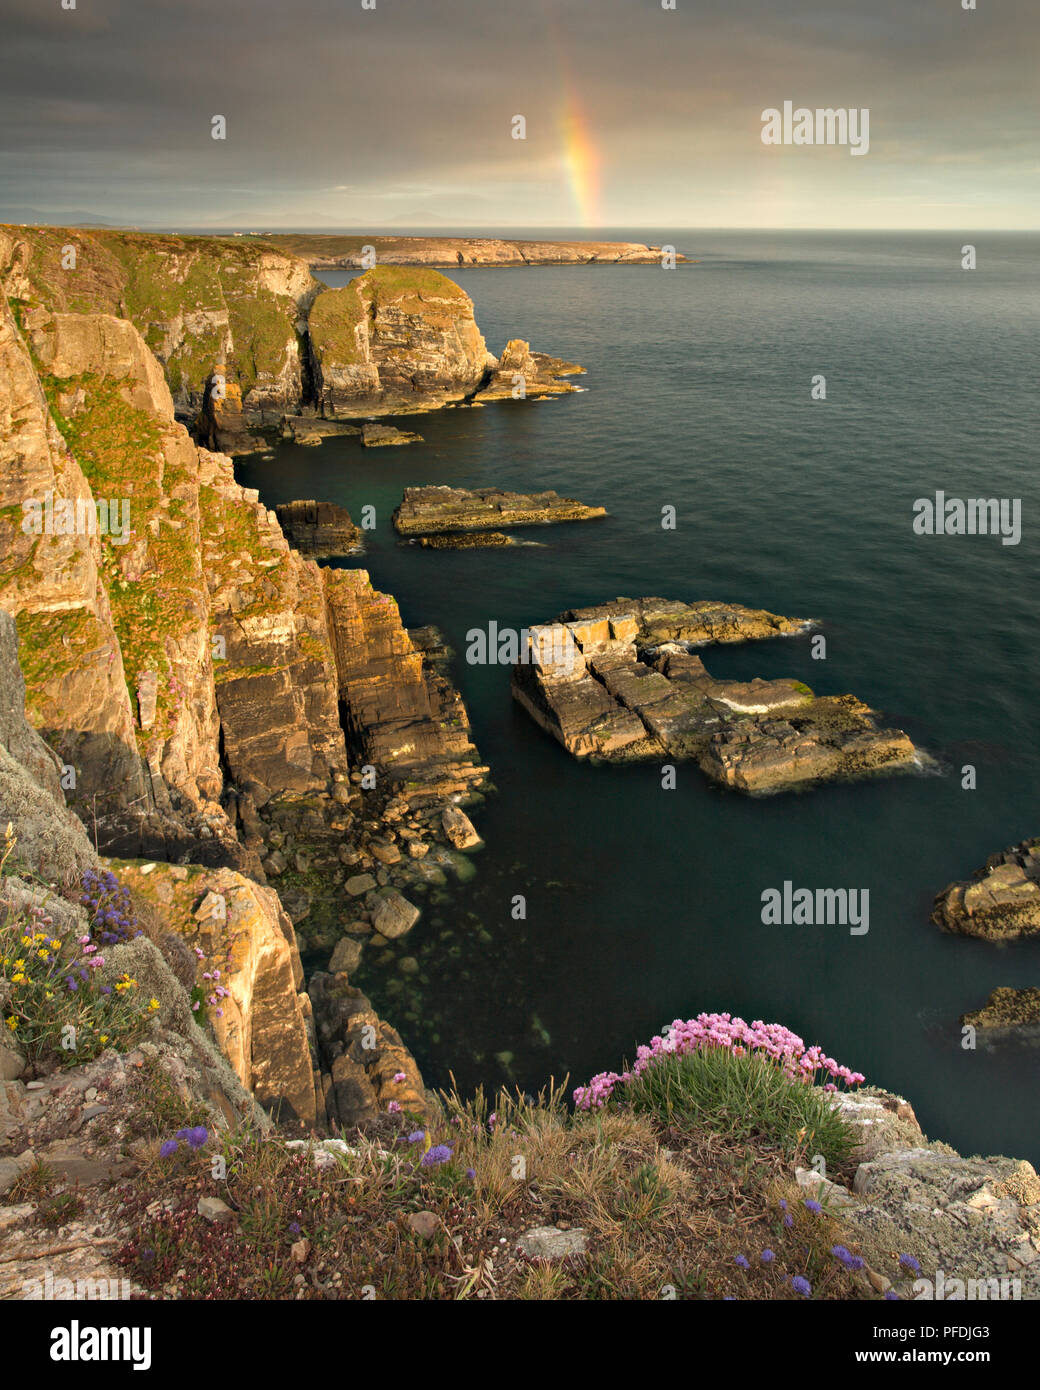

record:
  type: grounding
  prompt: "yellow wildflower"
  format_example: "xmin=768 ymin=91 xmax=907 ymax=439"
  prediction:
xmin=5 ymin=1016 xmax=16 ymax=1031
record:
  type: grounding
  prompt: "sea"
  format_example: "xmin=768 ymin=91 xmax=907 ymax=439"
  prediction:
xmin=237 ymin=229 xmax=1040 ymax=1161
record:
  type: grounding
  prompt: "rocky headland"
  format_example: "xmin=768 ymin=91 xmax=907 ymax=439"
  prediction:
xmin=511 ymin=598 xmax=918 ymax=793
xmin=393 ymin=485 xmax=606 ymax=537
xmin=262 ymin=233 xmax=687 ymax=269
xmin=0 ymin=224 xmax=499 ymax=1150
xmin=1 ymin=228 xmax=586 ymax=456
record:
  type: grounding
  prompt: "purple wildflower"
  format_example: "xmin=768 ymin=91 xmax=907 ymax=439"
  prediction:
xmin=420 ymin=1144 xmax=453 ymax=1167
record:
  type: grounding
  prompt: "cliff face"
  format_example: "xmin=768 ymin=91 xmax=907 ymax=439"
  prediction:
xmin=2 ymin=229 xmax=586 ymax=452
xmin=308 ymin=266 xmax=492 ymax=417
xmin=323 ymin=567 xmax=486 ymax=801
xmin=0 ymin=226 xmax=319 ymax=437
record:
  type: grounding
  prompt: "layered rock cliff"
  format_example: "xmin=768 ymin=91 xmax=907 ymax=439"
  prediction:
xmin=2 ymin=228 xmax=586 ymax=453
xmin=1 ymin=226 xmax=318 ymax=434
xmin=308 ymin=266 xmax=492 ymax=417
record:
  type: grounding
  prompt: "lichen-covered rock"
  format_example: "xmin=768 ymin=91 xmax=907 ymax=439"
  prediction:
xmin=934 ymin=839 xmax=1040 ymax=940
xmin=842 ymin=1149 xmax=1040 ymax=1294
xmin=109 ymin=860 xmax=318 ymax=1129
xmin=392 ymin=485 xmax=605 ymax=536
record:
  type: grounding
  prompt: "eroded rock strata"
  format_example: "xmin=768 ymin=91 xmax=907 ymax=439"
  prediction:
xmin=1 ymin=229 xmax=585 ymax=456
xmin=511 ymin=598 xmax=917 ymax=793
xmin=472 ymin=338 xmax=584 ymax=400
xmin=393 ymin=485 xmax=606 ymax=536
xmin=0 ymin=261 xmax=497 ymax=1133
xmin=933 ymin=839 xmax=1040 ymax=939
xmin=274 ymin=500 xmax=362 ymax=557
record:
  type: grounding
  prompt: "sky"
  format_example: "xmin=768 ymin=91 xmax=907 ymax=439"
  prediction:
xmin=0 ymin=0 xmax=1037 ymax=232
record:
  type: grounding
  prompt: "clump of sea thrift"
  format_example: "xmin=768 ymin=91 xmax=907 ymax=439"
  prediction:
xmin=573 ymin=1013 xmax=865 ymax=1110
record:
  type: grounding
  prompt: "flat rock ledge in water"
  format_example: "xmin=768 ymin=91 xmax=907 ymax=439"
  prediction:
xmin=416 ymin=531 xmax=513 ymax=549
xmin=393 ymin=485 xmax=606 ymax=536
xmin=511 ymin=597 xmax=918 ymax=794
xmin=933 ymin=838 xmax=1040 ymax=939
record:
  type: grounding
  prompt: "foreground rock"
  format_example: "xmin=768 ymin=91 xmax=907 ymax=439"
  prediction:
xmin=933 ymin=839 xmax=1040 ymax=939
xmin=393 ymin=485 xmax=606 ymax=536
xmin=511 ymin=598 xmax=917 ymax=794
xmin=274 ymin=500 xmax=362 ymax=557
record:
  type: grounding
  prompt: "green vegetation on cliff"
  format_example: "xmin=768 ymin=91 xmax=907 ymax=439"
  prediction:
xmin=4 ymin=226 xmax=315 ymax=407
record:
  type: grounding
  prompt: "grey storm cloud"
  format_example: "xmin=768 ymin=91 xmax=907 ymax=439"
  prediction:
xmin=0 ymin=0 xmax=1037 ymax=228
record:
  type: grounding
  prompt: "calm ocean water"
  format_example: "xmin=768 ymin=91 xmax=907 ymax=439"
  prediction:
xmin=238 ymin=231 xmax=1040 ymax=1160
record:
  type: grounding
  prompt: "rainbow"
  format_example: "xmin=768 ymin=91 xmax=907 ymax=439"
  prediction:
xmin=537 ymin=0 xmax=603 ymax=229
xmin=559 ymin=90 xmax=602 ymax=228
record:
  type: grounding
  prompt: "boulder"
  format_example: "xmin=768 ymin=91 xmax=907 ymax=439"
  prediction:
xmin=370 ymin=890 xmax=420 ymax=940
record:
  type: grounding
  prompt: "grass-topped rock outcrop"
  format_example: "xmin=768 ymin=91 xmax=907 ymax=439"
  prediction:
xmin=308 ymin=266 xmax=492 ymax=416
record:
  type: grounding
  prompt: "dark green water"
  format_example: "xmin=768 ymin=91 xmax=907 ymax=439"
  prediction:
xmin=238 ymin=231 xmax=1040 ymax=1161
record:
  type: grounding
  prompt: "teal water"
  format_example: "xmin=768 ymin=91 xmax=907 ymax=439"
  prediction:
xmin=238 ymin=232 xmax=1040 ymax=1161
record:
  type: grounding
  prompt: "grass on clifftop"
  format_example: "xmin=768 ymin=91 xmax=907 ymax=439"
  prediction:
xmin=112 ymin=1081 xmax=878 ymax=1301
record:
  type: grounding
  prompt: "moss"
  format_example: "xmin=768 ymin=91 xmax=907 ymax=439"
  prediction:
xmin=308 ymin=284 xmax=367 ymax=366
xmin=5 ymin=225 xmax=308 ymax=405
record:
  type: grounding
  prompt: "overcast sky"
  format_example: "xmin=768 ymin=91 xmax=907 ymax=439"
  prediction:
xmin=0 ymin=0 xmax=1036 ymax=231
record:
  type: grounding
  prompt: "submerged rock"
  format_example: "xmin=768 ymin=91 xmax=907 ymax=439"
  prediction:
xmin=370 ymin=889 xmax=421 ymax=940
xmin=933 ymin=839 xmax=1040 ymax=939
xmin=511 ymin=597 xmax=917 ymax=794
xmin=393 ymin=485 xmax=605 ymax=536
